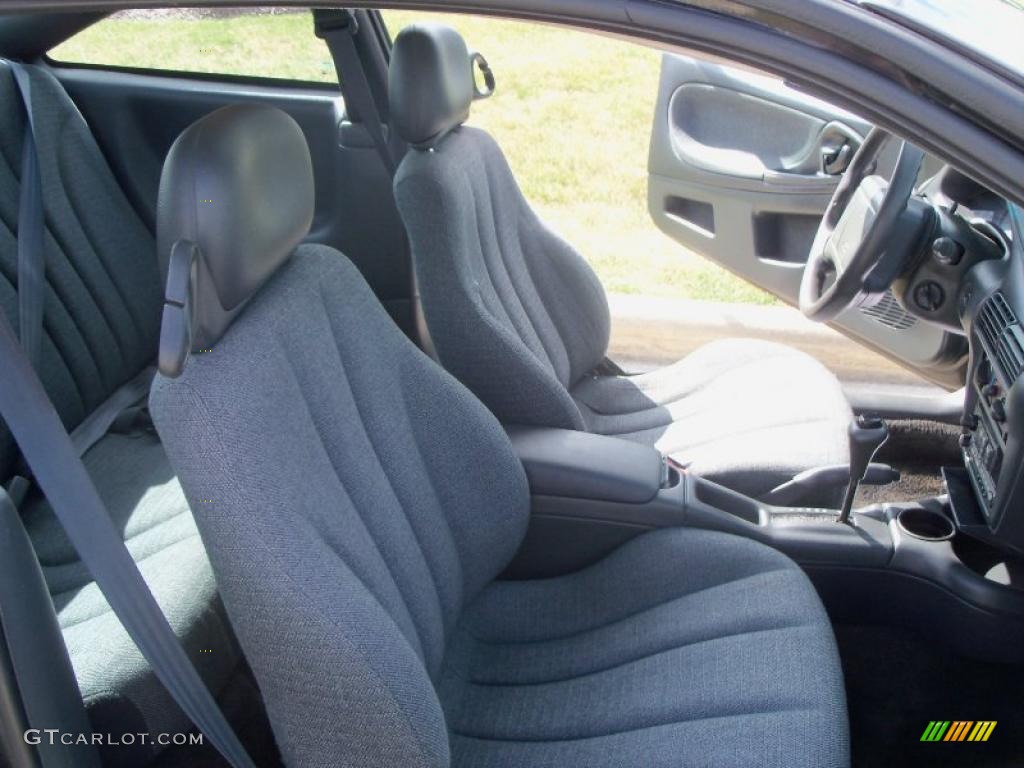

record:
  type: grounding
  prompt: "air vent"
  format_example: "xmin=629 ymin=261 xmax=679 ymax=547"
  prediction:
xmin=860 ymin=290 xmax=917 ymax=331
xmin=977 ymin=292 xmax=1024 ymax=383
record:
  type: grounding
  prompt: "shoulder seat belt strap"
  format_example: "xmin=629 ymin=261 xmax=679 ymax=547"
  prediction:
xmin=1 ymin=61 xmax=256 ymax=768
xmin=315 ymin=9 xmax=396 ymax=175
xmin=0 ymin=307 xmax=257 ymax=768
xmin=4 ymin=61 xmax=156 ymax=507
xmin=2 ymin=64 xmax=253 ymax=768
xmin=313 ymin=10 xmax=438 ymax=359
xmin=8 ymin=60 xmax=45 ymax=372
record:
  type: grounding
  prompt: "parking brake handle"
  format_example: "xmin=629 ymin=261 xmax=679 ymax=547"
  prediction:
xmin=837 ymin=414 xmax=889 ymax=525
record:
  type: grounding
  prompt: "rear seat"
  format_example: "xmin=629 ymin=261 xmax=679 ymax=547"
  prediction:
xmin=0 ymin=61 xmax=240 ymax=762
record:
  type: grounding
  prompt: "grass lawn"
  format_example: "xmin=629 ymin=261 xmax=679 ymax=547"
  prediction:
xmin=54 ymin=10 xmax=776 ymax=305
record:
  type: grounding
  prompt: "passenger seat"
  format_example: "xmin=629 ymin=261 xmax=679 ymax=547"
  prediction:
xmin=0 ymin=61 xmax=240 ymax=764
xmin=389 ymin=25 xmax=853 ymax=506
xmin=150 ymin=102 xmax=849 ymax=768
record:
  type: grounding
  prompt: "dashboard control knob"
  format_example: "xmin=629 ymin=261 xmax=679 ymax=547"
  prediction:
xmin=959 ymin=433 xmax=972 ymax=448
xmin=913 ymin=281 xmax=945 ymax=312
xmin=932 ymin=236 xmax=964 ymax=266
xmin=983 ymin=383 xmax=1001 ymax=399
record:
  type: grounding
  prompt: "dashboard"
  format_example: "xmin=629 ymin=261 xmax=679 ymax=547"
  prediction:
xmin=940 ymin=177 xmax=1024 ymax=555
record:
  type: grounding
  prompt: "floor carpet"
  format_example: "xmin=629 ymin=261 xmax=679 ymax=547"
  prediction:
xmin=837 ymin=624 xmax=1024 ymax=767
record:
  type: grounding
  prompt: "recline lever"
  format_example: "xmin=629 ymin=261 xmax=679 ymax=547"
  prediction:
xmin=837 ymin=414 xmax=889 ymax=525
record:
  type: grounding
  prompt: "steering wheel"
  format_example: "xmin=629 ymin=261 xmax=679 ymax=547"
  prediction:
xmin=799 ymin=128 xmax=926 ymax=322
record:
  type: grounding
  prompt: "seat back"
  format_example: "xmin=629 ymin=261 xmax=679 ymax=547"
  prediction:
xmin=0 ymin=61 xmax=161 ymax=482
xmin=391 ymin=24 xmax=611 ymax=431
xmin=150 ymin=104 xmax=530 ymax=767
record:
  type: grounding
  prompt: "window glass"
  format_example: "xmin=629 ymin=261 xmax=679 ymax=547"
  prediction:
xmin=51 ymin=8 xmax=337 ymax=83
xmin=381 ymin=10 xmax=772 ymax=305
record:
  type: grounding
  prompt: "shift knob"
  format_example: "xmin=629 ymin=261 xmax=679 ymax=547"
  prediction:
xmin=837 ymin=414 xmax=889 ymax=524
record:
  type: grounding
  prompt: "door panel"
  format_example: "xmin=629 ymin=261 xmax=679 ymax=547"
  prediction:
xmin=667 ymin=84 xmax=856 ymax=188
xmin=648 ymin=54 xmax=967 ymax=388
xmin=55 ymin=67 xmax=414 ymax=336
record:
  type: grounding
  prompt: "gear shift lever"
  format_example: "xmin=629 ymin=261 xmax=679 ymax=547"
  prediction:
xmin=837 ymin=414 xmax=889 ymax=525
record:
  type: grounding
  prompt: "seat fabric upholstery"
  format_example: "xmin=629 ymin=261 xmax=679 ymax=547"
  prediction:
xmin=395 ymin=124 xmax=852 ymax=501
xmin=396 ymin=127 xmax=609 ymax=434
xmin=572 ymin=338 xmax=852 ymax=500
xmin=152 ymin=242 xmax=849 ymax=768
xmin=443 ymin=530 xmax=847 ymax=768
xmin=0 ymin=60 xmax=238 ymax=759
xmin=20 ymin=433 xmax=236 ymax=760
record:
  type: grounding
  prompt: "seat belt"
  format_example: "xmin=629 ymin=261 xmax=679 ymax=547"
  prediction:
xmin=314 ymin=9 xmax=396 ymax=174
xmin=0 ymin=307 xmax=257 ymax=768
xmin=1 ymin=62 xmax=257 ymax=768
xmin=5 ymin=61 xmax=156 ymax=505
xmin=8 ymin=60 xmax=45 ymax=372
xmin=9 ymin=362 xmax=157 ymax=509
xmin=314 ymin=10 xmax=438 ymax=359
xmin=68 ymin=365 xmax=156 ymax=455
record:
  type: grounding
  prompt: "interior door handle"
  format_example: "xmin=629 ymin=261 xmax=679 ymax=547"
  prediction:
xmin=822 ymin=142 xmax=853 ymax=175
xmin=817 ymin=121 xmax=863 ymax=175
xmin=772 ymin=120 xmax=862 ymax=180
xmin=762 ymin=123 xmax=862 ymax=191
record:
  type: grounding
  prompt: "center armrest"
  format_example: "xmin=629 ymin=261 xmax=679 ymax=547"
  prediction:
xmin=506 ymin=426 xmax=666 ymax=504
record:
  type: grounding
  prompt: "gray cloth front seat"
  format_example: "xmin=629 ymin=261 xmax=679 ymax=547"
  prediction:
xmin=389 ymin=24 xmax=853 ymax=504
xmin=150 ymin=103 xmax=849 ymax=767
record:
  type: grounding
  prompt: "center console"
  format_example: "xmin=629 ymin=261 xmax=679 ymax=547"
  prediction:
xmin=506 ymin=424 xmax=1024 ymax=663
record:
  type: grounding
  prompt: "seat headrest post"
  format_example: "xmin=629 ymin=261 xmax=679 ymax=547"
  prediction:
xmin=156 ymin=104 xmax=314 ymax=375
xmin=389 ymin=23 xmax=484 ymax=150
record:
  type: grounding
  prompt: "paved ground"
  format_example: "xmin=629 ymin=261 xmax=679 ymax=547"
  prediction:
xmin=606 ymin=293 xmax=942 ymax=391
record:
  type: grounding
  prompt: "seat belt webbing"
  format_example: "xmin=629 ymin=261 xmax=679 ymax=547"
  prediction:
xmin=1 ymin=62 xmax=256 ymax=768
xmin=8 ymin=60 xmax=45 ymax=372
xmin=6 ymin=60 xmax=154 ymax=502
xmin=315 ymin=9 xmax=396 ymax=175
xmin=0 ymin=302 xmax=257 ymax=768
xmin=68 ymin=366 xmax=156 ymax=457
xmin=314 ymin=10 xmax=438 ymax=359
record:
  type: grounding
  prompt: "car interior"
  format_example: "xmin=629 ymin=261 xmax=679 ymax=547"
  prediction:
xmin=0 ymin=7 xmax=1023 ymax=768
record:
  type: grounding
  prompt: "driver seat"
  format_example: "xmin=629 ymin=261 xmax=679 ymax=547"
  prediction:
xmin=390 ymin=24 xmax=852 ymax=504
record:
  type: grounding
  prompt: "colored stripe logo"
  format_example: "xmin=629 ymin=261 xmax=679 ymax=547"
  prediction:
xmin=921 ymin=721 xmax=996 ymax=742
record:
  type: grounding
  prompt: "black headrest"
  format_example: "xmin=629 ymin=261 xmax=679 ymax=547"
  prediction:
xmin=156 ymin=104 xmax=314 ymax=377
xmin=389 ymin=23 xmax=494 ymax=150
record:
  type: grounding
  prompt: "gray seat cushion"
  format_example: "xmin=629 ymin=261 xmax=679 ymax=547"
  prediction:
xmin=442 ymin=528 xmax=848 ymax=768
xmin=395 ymin=124 xmax=851 ymax=502
xmin=20 ymin=431 xmax=239 ymax=764
xmin=152 ymin=242 xmax=849 ymax=767
xmin=572 ymin=338 xmax=852 ymax=501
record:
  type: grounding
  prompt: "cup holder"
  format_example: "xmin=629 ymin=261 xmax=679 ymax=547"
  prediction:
xmin=897 ymin=507 xmax=955 ymax=542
